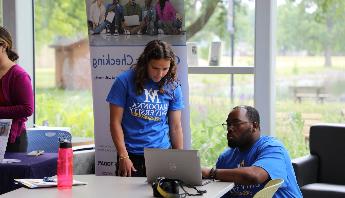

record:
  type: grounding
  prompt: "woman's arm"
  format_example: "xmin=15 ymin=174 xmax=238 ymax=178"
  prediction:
xmin=168 ymin=110 xmax=183 ymax=149
xmin=0 ymin=74 xmax=33 ymax=119
xmin=100 ymin=6 xmax=106 ymax=22
xmin=109 ymin=104 xmax=136 ymax=176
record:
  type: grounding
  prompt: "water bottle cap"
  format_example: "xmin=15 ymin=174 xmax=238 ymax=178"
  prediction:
xmin=59 ymin=139 xmax=72 ymax=148
xmin=59 ymin=141 xmax=72 ymax=148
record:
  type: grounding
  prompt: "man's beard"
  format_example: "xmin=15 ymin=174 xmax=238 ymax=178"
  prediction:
xmin=227 ymin=128 xmax=252 ymax=149
xmin=227 ymin=138 xmax=239 ymax=148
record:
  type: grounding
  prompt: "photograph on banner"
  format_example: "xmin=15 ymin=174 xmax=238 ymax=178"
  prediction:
xmin=85 ymin=0 xmax=185 ymax=46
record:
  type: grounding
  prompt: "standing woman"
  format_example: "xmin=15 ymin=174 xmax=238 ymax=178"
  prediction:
xmin=0 ymin=26 xmax=34 ymax=152
xmin=107 ymin=40 xmax=184 ymax=177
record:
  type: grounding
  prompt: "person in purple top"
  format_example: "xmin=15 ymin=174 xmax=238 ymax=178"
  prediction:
xmin=202 ymin=106 xmax=302 ymax=198
xmin=155 ymin=0 xmax=182 ymax=34
xmin=0 ymin=26 xmax=34 ymax=152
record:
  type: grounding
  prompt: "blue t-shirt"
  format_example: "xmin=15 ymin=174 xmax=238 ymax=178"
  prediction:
xmin=106 ymin=69 xmax=184 ymax=155
xmin=216 ymin=136 xmax=302 ymax=198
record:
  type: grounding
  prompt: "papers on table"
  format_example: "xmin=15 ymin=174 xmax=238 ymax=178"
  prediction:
xmin=106 ymin=11 xmax=115 ymax=23
xmin=14 ymin=178 xmax=87 ymax=189
xmin=1 ymin=159 xmax=21 ymax=164
xmin=27 ymin=150 xmax=45 ymax=156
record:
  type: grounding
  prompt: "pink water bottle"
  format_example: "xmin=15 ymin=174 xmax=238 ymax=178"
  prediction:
xmin=57 ymin=139 xmax=73 ymax=189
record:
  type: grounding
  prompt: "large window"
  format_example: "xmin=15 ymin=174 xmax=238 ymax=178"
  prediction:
xmin=276 ymin=0 xmax=345 ymax=157
xmin=31 ymin=0 xmax=345 ymax=166
xmin=34 ymin=0 xmax=93 ymax=138
xmin=186 ymin=0 xmax=255 ymax=166
xmin=0 ymin=0 xmax=3 ymax=25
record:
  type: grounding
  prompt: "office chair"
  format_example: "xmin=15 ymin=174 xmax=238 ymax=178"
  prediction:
xmin=27 ymin=128 xmax=72 ymax=153
xmin=253 ymin=179 xmax=284 ymax=198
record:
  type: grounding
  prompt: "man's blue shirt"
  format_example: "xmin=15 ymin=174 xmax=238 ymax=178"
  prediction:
xmin=216 ymin=136 xmax=302 ymax=198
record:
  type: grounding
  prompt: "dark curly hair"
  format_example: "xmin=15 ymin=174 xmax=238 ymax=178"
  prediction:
xmin=0 ymin=26 xmax=19 ymax=61
xmin=132 ymin=40 xmax=178 ymax=95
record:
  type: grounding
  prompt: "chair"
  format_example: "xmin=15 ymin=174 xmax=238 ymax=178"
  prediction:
xmin=292 ymin=124 xmax=345 ymax=198
xmin=73 ymin=149 xmax=95 ymax=175
xmin=253 ymin=179 xmax=284 ymax=198
xmin=27 ymin=128 xmax=72 ymax=153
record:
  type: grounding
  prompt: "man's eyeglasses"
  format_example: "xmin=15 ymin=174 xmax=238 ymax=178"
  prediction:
xmin=222 ymin=121 xmax=250 ymax=130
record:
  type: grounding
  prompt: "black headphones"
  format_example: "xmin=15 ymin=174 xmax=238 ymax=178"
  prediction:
xmin=152 ymin=177 xmax=206 ymax=198
xmin=152 ymin=177 xmax=180 ymax=198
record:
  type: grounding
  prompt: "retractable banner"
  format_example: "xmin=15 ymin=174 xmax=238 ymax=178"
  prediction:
xmin=85 ymin=0 xmax=190 ymax=175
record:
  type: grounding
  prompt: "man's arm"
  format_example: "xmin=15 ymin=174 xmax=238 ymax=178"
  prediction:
xmin=168 ymin=110 xmax=183 ymax=149
xmin=202 ymin=166 xmax=269 ymax=185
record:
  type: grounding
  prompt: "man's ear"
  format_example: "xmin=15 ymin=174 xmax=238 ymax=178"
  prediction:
xmin=252 ymin=122 xmax=259 ymax=131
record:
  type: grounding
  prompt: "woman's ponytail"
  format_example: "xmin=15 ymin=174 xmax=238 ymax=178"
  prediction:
xmin=7 ymin=49 xmax=19 ymax=61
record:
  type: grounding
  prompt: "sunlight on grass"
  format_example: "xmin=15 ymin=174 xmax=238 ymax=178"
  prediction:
xmin=35 ymin=67 xmax=55 ymax=88
xmin=35 ymin=88 xmax=94 ymax=138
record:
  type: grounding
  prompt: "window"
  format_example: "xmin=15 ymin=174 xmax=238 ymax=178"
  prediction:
xmin=0 ymin=0 xmax=3 ymax=25
xmin=186 ymin=0 xmax=255 ymax=166
xmin=34 ymin=0 xmax=94 ymax=138
xmin=30 ymin=0 xmax=340 ymax=166
xmin=276 ymin=0 xmax=345 ymax=158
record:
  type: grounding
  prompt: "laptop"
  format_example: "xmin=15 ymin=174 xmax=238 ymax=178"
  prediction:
xmin=0 ymin=119 xmax=12 ymax=162
xmin=124 ymin=15 xmax=140 ymax=26
xmin=144 ymin=148 xmax=203 ymax=186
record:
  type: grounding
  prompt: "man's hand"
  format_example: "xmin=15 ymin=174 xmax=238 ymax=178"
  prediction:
xmin=202 ymin=167 xmax=211 ymax=179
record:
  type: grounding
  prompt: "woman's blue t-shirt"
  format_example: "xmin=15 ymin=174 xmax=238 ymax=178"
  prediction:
xmin=106 ymin=69 xmax=184 ymax=155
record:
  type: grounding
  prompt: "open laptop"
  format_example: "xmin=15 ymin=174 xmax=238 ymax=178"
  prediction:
xmin=144 ymin=148 xmax=203 ymax=186
xmin=124 ymin=15 xmax=140 ymax=26
xmin=0 ymin=119 xmax=12 ymax=162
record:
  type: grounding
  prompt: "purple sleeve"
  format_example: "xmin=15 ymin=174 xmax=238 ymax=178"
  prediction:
xmin=166 ymin=2 xmax=176 ymax=20
xmin=0 ymin=73 xmax=34 ymax=118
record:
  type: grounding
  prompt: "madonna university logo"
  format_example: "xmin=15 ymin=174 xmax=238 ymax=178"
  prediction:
xmin=144 ymin=88 xmax=161 ymax=103
xmin=129 ymin=88 xmax=168 ymax=121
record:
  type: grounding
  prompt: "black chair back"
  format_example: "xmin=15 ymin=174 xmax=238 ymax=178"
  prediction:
xmin=309 ymin=124 xmax=345 ymax=185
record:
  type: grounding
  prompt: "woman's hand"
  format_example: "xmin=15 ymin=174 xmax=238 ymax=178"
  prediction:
xmin=118 ymin=158 xmax=137 ymax=177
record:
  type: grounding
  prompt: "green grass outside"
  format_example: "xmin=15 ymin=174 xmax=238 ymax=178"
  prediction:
xmin=35 ymin=67 xmax=55 ymax=88
xmin=35 ymin=88 xmax=94 ymax=138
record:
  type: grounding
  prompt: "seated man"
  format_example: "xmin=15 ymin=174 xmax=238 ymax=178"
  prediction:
xmin=202 ymin=105 xmax=302 ymax=198
xmin=141 ymin=0 xmax=157 ymax=35
xmin=92 ymin=0 xmax=123 ymax=35
xmin=122 ymin=0 xmax=143 ymax=35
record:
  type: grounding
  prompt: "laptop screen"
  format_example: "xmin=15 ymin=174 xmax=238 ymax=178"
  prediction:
xmin=144 ymin=148 xmax=203 ymax=186
xmin=124 ymin=15 xmax=140 ymax=26
xmin=0 ymin=119 xmax=12 ymax=162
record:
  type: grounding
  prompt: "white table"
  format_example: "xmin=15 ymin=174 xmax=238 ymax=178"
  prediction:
xmin=2 ymin=175 xmax=233 ymax=198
